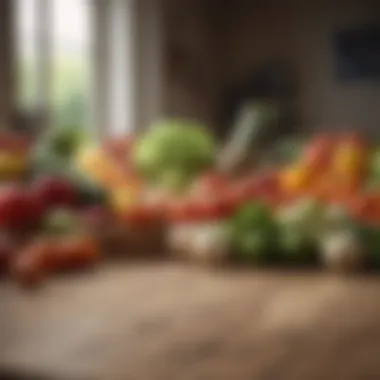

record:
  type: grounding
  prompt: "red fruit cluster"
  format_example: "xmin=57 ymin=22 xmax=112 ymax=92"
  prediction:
xmin=165 ymin=171 xmax=280 ymax=223
xmin=0 ymin=186 xmax=43 ymax=230
xmin=31 ymin=177 xmax=77 ymax=211
xmin=12 ymin=235 xmax=99 ymax=287
xmin=0 ymin=177 xmax=77 ymax=232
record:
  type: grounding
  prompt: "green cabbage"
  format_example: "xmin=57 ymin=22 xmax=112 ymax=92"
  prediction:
xmin=132 ymin=119 xmax=216 ymax=190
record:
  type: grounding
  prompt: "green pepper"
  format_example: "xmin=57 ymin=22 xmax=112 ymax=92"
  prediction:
xmin=230 ymin=201 xmax=279 ymax=264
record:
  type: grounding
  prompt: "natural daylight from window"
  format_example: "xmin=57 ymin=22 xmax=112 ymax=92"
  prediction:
xmin=16 ymin=0 xmax=92 ymax=129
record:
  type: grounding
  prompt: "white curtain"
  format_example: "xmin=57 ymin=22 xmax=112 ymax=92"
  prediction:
xmin=92 ymin=0 xmax=164 ymax=138
xmin=108 ymin=0 xmax=136 ymax=137
xmin=92 ymin=0 xmax=136 ymax=138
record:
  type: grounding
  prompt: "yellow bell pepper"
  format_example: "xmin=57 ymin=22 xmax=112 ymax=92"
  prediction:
xmin=331 ymin=144 xmax=366 ymax=175
xmin=76 ymin=145 xmax=129 ymax=189
xmin=110 ymin=186 xmax=140 ymax=213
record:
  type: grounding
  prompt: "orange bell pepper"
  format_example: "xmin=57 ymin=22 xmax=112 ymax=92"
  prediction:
xmin=279 ymin=164 xmax=311 ymax=195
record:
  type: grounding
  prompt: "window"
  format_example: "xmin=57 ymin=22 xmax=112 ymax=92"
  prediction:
xmin=16 ymin=0 xmax=39 ymax=110
xmin=15 ymin=0 xmax=93 ymax=131
xmin=51 ymin=0 xmax=92 ymax=128
xmin=14 ymin=0 xmax=161 ymax=137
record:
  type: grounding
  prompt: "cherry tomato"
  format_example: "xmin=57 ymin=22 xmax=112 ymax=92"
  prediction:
xmin=12 ymin=241 xmax=50 ymax=287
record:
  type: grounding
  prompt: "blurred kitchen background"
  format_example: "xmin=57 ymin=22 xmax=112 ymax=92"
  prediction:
xmin=0 ymin=0 xmax=380 ymax=138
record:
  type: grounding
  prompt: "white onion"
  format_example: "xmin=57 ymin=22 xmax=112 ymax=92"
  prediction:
xmin=320 ymin=230 xmax=365 ymax=273
xmin=167 ymin=221 xmax=230 ymax=265
xmin=188 ymin=222 xmax=230 ymax=265
xmin=167 ymin=224 xmax=193 ymax=257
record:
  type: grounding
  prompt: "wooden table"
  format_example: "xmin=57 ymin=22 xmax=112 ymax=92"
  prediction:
xmin=1 ymin=262 xmax=380 ymax=380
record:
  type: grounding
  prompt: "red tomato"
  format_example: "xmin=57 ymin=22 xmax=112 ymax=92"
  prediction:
xmin=302 ymin=133 xmax=335 ymax=172
xmin=189 ymin=198 xmax=224 ymax=221
xmin=43 ymin=235 xmax=98 ymax=272
xmin=218 ymin=186 xmax=246 ymax=217
xmin=12 ymin=241 xmax=49 ymax=287
xmin=166 ymin=199 xmax=195 ymax=222
xmin=348 ymin=194 xmax=377 ymax=221
xmin=235 ymin=171 xmax=278 ymax=199
xmin=123 ymin=204 xmax=162 ymax=226
xmin=191 ymin=172 xmax=228 ymax=197
xmin=200 ymin=172 xmax=227 ymax=190
xmin=58 ymin=236 xmax=100 ymax=270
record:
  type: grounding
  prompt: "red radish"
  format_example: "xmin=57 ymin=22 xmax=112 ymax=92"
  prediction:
xmin=32 ymin=177 xmax=77 ymax=210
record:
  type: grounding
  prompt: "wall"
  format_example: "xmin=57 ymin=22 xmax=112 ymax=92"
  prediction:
xmin=162 ymin=0 xmax=228 ymax=133
xmin=135 ymin=0 xmax=165 ymax=131
xmin=226 ymin=0 xmax=380 ymax=134
xmin=0 ymin=0 xmax=14 ymax=129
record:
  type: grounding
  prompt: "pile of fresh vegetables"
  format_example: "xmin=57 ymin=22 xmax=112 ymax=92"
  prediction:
xmin=4 ymin=110 xmax=380 ymax=288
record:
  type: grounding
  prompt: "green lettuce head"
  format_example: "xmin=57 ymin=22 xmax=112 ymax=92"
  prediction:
xmin=132 ymin=119 xmax=216 ymax=191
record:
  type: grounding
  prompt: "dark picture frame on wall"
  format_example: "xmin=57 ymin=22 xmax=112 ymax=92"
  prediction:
xmin=334 ymin=25 xmax=380 ymax=81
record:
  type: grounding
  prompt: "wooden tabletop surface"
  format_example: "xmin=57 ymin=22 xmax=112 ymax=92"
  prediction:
xmin=1 ymin=261 xmax=380 ymax=380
